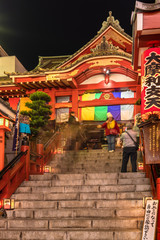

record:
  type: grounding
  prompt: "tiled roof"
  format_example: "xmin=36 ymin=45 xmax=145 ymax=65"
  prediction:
xmin=33 ymin=55 xmax=70 ymax=71
xmin=0 ymin=98 xmax=16 ymax=114
xmin=0 ymin=76 xmax=13 ymax=86
xmin=135 ymin=0 xmax=160 ymax=12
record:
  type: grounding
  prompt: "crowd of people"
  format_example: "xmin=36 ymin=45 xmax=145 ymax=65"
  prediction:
xmin=66 ymin=111 xmax=140 ymax=173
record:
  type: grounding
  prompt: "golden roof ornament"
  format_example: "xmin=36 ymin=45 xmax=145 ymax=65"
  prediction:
xmin=91 ymin=36 xmax=119 ymax=55
xmin=98 ymin=11 xmax=132 ymax=40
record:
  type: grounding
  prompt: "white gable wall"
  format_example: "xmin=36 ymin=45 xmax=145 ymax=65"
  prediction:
xmin=80 ymin=73 xmax=135 ymax=85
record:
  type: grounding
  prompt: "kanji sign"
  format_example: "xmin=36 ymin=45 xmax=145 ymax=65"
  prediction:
xmin=142 ymin=200 xmax=158 ymax=240
xmin=141 ymin=48 xmax=160 ymax=120
xmin=143 ymin=122 xmax=160 ymax=164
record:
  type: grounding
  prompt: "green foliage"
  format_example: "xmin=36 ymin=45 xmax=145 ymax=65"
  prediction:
xmin=20 ymin=91 xmax=52 ymax=138
xmin=30 ymin=91 xmax=51 ymax=102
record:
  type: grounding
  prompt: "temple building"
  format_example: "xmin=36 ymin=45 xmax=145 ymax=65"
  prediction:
xmin=0 ymin=12 xmax=141 ymax=124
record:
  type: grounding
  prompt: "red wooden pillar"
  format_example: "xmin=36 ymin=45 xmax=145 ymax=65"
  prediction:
xmin=72 ymin=90 xmax=78 ymax=116
xmin=0 ymin=129 xmax=5 ymax=171
xmin=51 ymin=90 xmax=56 ymax=120
xmin=45 ymin=89 xmax=56 ymax=120
xmin=36 ymin=142 xmax=44 ymax=173
xmin=134 ymin=86 xmax=141 ymax=116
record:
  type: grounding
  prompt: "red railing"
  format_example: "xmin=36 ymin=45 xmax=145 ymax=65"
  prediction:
xmin=0 ymin=130 xmax=61 ymax=200
xmin=0 ymin=139 xmax=30 ymax=199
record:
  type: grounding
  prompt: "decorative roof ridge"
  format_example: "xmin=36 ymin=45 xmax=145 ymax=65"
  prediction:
xmin=56 ymin=11 xmax=132 ymax=70
xmin=91 ymin=36 xmax=119 ymax=54
xmin=60 ymin=51 xmax=132 ymax=71
xmin=39 ymin=55 xmax=70 ymax=59
xmin=98 ymin=11 xmax=132 ymax=40
xmin=135 ymin=0 xmax=160 ymax=12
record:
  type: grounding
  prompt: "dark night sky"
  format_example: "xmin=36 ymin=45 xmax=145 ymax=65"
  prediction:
xmin=0 ymin=0 xmax=155 ymax=71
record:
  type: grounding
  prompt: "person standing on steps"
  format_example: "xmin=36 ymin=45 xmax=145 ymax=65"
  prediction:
xmin=67 ymin=111 xmax=79 ymax=150
xmin=120 ymin=122 xmax=137 ymax=172
xmin=97 ymin=112 xmax=120 ymax=152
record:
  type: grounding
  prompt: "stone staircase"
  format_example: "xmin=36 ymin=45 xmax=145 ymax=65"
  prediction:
xmin=0 ymin=149 xmax=152 ymax=240
xmin=51 ymin=149 xmax=123 ymax=173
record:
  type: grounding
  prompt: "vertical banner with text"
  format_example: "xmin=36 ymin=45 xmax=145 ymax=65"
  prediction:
xmin=141 ymin=48 xmax=160 ymax=120
xmin=12 ymin=100 xmax=20 ymax=152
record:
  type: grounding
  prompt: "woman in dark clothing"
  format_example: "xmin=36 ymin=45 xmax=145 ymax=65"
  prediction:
xmin=67 ymin=111 xmax=79 ymax=150
xmin=97 ymin=112 xmax=120 ymax=152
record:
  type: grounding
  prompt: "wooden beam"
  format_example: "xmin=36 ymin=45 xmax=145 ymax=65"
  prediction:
xmin=47 ymin=81 xmax=58 ymax=89
xmin=16 ymin=76 xmax=46 ymax=83
xmin=38 ymin=81 xmax=49 ymax=89
xmin=54 ymin=80 xmax=66 ymax=89
xmin=22 ymin=82 xmax=34 ymax=90
xmin=29 ymin=82 xmax=40 ymax=89
xmin=79 ymin=98 xmax=137 ymax=107
xmin=72 ymin=89 xmax=78 ymax=115
xmin=67 ymin=78 xmax=78 ymax=89
xmin=54 ymin=98 xmax=138 ymax=109
xmin=15 ymin=83 xmax=29 ymax=91
xmin=55 ymin=90 xmax=72 ymax=96
xmin=31 ymin=82 xmax=43 ymax=89
xmin=0 ymin=86 xmax=20 ymax=91
xmin=55 ymin=102 xmax=72 ymax=109
xmin=61 ymin=79 xmax=71 ymax=87
xmin=78 ymin=80 xmax=139 ymax=91
xmin=50 ymin=80 xmax=60 ymax=88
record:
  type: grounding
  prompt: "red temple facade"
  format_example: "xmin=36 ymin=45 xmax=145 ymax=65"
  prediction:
xmin=0 ymin=12 xmax=141 ymax=123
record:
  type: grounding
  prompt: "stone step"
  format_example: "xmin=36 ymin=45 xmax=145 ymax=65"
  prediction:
xmin=79 ymin=192 xmax=151 ymax=200
xmin=66 ymin=230 xmax=142 ymax=240
xmin=118 ymin=177 xmax=150 ymax=185
xmin=7 ymin=207 xmax=145 ymax=219
xmin=30 ymin=172 xmax=146 ymax=181
xmin=52 ymin=155 xmax=122 ymax=162
xmin=57 ymin=167 xmax=122 ymax=174
xmin=0 ymin=229 xmax=142 ymax=240
xmin=55 ymin=149 xmax=122 ymax=155
xmin=58 ymin=199 xmax=144 ymax=209
xmin=15 ymin=200 xmax=57 ymax=209
xmin=21 ymin=173 xmax=148 ymax=188
xmin=51 ymin=158 xmax=122 ymax=166
xmin=29 ymin=173 xmax=53 ymax=181
xmin=51 ymin=163 xmax=122 ymax=170
xmin=56 ymin=163 xmax=122 ymax=169
xmin=14 ymin=197 xmax=149 ymax=210
xmin=21 ymin=180 xmax=52 ymax=187
xmin=1 ymin=218 xmax=143 ymax=230
xmin=16 ymin=184 xmax=151 ymax=195
xmin=51 ymin=157 xmax=122 ymax=164
xmin=12 ymin=189 xmax=151 ymax=201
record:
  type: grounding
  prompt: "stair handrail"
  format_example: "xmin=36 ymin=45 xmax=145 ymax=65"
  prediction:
xmin=43 ymin=130 xmax=61 ymax=166
xmin=0 ymin=138 xmax=30 ymax=200
xmin=0 ymin=150 xmax=27 ymax=179
xmin=44 ymin=130 xmax=60 ymax=150
xmin=30 ymin=151 xmax=43 ymax=160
